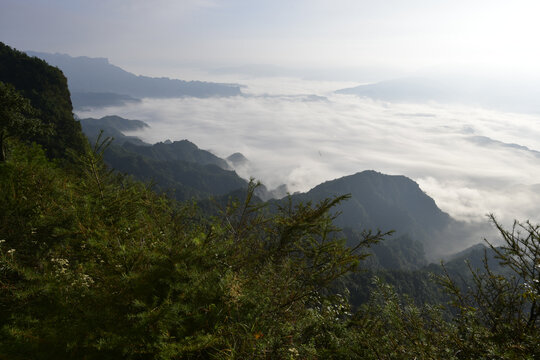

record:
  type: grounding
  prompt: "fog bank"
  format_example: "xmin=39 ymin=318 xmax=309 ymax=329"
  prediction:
xmin=76 ymin=80 xmax=540 ymax=226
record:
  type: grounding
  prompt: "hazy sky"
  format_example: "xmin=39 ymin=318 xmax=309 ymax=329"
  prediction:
xmin=2 ymin=0 xmax=540 ymax=76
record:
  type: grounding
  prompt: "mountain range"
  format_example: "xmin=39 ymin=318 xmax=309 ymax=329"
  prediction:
xmin=80 ymin=115 xmax=480 ymax=259
xmin=3 ymin=41 xmax=484 ymax=261
xmin=81 ymin=116 xmax=248 ymax=200
xmin=26 ymin=51 xmax=243 ymax=109
xmin=282 ymin=171 xmax=477 ymax=258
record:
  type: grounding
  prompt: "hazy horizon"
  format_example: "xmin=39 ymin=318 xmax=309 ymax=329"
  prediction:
xmin=74 ymin=74 xmax=540 ymax=228
xmin=3 ymin=0 xmax=540 ymax=78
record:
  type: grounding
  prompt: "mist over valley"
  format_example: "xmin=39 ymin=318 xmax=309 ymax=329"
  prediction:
xmin=74 ymin=72 xmax=540 ymax=230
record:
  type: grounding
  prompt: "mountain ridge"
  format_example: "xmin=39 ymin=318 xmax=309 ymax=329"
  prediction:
xmin=284 ymin=170 xmax=464 ymax=258
xmin=79 ymin=115 xmax=247 ymax=200
xmin=26 ymin=51 xmax=243 ymax=108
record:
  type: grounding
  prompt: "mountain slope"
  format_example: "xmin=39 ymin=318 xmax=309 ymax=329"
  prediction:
xmin=294 ymin=170 xmax=451 ymax=234
xmin=122 ymin=140 xmax=230 ymax=170
xmin=104 ymin=146 xmax=247 ymax=200
xmin=0 ymin=42 xmax=86 ymax=158
xmin=80 ymin=115 xmax=150 ymax=146
xmin=80 ymin=115 xmax=247 ymax=200
xmin=286 ymin=171 xmax=458 ymax=257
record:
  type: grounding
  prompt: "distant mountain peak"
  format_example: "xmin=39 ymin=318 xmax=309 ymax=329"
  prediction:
xmin=287 ymin=170 xmax=458 ymax=258
xmin=227 ymin=152 xmax=249 ymax=167
xmin=80 ymin=115 xmax=150 ymax=147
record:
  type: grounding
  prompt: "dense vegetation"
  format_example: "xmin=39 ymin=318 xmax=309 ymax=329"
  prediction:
xmin=0 ymin=139 xmax=374 ymax=358
xmin=1 ymin=137 xmax=539 ymax=359
xmin=1 ymin=42 xmax=539 ymax=358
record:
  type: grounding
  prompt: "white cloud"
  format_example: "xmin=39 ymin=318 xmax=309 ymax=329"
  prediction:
xmin=76 ymin=78 xmax=540 ymax=226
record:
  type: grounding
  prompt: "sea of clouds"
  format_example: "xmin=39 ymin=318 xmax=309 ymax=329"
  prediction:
xmin=76 ymin=77 xmax=540 ymax=228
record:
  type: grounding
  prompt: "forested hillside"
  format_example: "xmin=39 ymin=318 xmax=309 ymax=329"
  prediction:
xmin=0 ymin=42 xmax=87 ymax=159
xmin=80 ymin=116 xmax=469 ymax=258
xmin=1 ymin=42 xmax=539 ymax=359
xmin=282 ymin=171 xmax=464 ymax=258
xmin=80 ymin=115 xmax=248 ymax=200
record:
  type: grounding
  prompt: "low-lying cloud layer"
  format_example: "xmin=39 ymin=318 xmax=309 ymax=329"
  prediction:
xmin=76 ymin=79 xmax=540 ymax=226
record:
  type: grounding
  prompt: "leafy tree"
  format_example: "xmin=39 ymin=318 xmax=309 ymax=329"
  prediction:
xmin=0 ymin=140 xmax=386 ymax=359
xmin=3 ymin=139 xmax=539 ymax=359
xmin=348 ymin=277 xmax=455 ymax=359
xmin=0 ymin=81 xmax=48 ymax=162
xmin=437 ymin=215 xmax=540 ymax=358
xmin=345 ymin=216 xmax=540 ymax=359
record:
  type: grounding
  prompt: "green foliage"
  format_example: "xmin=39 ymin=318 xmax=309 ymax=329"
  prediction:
xmin=0 ymin=141 xmax=386 ymax=359
xmin=345 ymin=216 xmax=540 ymax=360
xmin=2 ymin=140 xmax=539 ymax=359
xmin=436 ymin=215 xmax=540 ymax=358
xmin=0 ymin=81 xmax=47 ymax=162
xmin=346 ymin=268 xmax=447 ymax=310
xmin=349 ymin=278 xmax=455 ymax=359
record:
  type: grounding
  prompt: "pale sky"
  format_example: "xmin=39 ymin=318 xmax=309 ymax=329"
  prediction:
xmin=2 ymin=0 xmax=540 ymax=77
